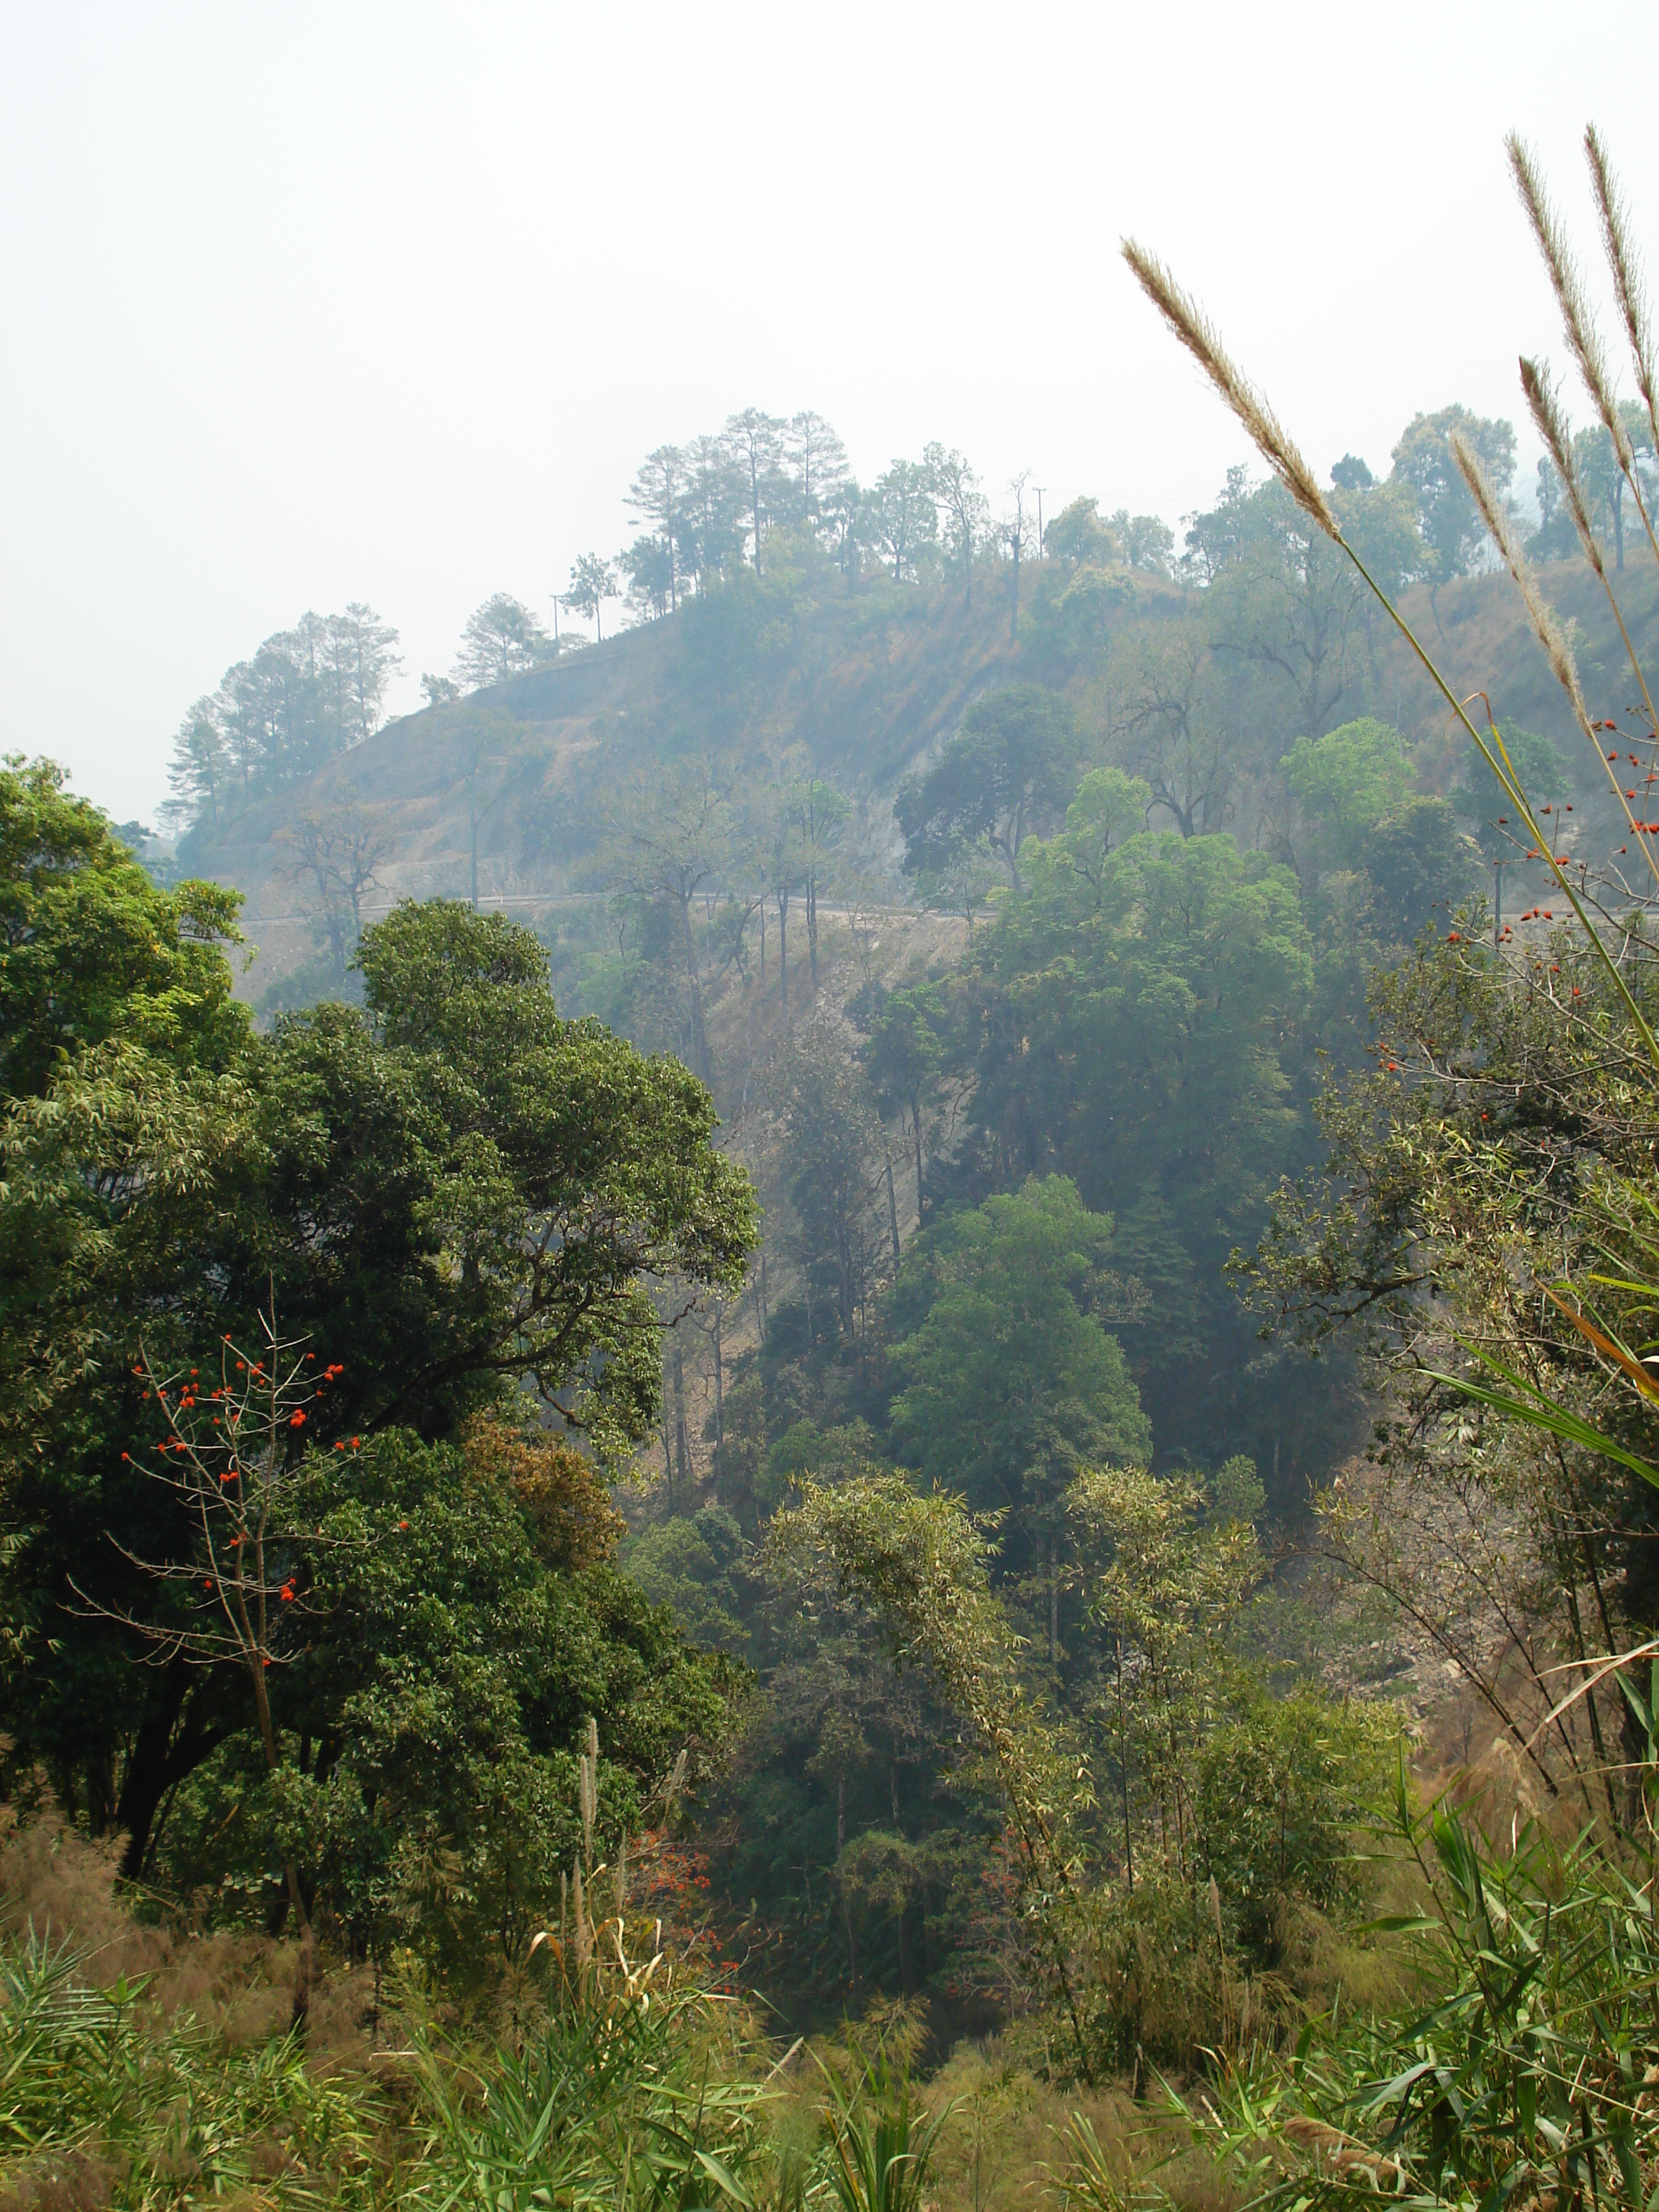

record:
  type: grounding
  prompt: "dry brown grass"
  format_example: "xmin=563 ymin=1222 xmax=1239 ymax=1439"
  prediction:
xmin=920 ymin=2041 xmax=1238 ymax=2212
xmin=0 ymin=1805 xmax=379 ymax=2061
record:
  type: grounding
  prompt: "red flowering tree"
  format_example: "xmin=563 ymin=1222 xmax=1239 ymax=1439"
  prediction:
xmin=81 ymin=1301 xmax=358 ymax=1939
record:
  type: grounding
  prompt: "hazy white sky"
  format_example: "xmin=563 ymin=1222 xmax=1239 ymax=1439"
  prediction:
xmin=3 ymin=0 xmax=1656 ymax=822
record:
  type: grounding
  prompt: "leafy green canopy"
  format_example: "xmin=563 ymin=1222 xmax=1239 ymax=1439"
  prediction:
xmin=1285 ymin=718 xmax=1415 ymax=866
xmin=153 ymin=1423 xmax=745 ymax=1972
xmin=896 ymin=685 xmax=1079 ymax=891
xmin=0 ymin=763 xmax=757 ymax=1895
xmin=973 ymin=828 xmax=1311 ymax=1283
xmin=346 ymin=900 xmax=758 ymax=1446
xmin=1285 ymin=719 xmax=1477 ymax=934
xmin=946 ymin=822 xmax=1329 ymax=1468
xmin=887 ymin=1178 xmax=1150 ymax=1544
xmin=0 ymin=755 xmax=248 ymax=1098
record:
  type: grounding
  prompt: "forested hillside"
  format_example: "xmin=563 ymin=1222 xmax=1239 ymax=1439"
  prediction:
xmin=11 ymin=132 xmax=1659 ymax=2212
xmin=158 ymin=422 xmax=1658 ymax=1524
xmin=171 ymin=482 xmax=1655 ymax=1006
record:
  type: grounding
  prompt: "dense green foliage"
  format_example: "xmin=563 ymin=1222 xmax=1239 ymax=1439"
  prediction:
xmin=19 ymin=100 xmax=1659 ymax=2212
xmin=1188 ymin=1779 xmax=1659 ymax=2212
xmin=887 ymin=1180 xmax=1150 ymax=1543
xmin=0 ymin=473 xmax=1512 ymax=2059
xmin=166 ymin=605 xmax=401 ymax=824
xmin=0 ymin=759 xmax=755 ymax=1960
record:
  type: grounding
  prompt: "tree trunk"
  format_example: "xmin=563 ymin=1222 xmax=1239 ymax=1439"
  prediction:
xmin=776 ymin=891 xmax=790 ymax=1029
xmin=912 ymin=1104 xmax=925 ymax=1231
xmin=680 ymin=893 xmax=711 ymax=1080
xmin=1116 ymin=1634 xmax=1134 ymax=1894
xmin=116 ymin=1665 xmax=231 ymax=1879
xmin=85 ymin=1746 xmax=119 ymax=1835
xmin=672 ymin=1337 xmax=691 ymax=1503
xmin=711 ymin=1301 xmax=724 ymax=1483
xmin=247 ymin=1654 xmax=311 ymax=1949
xmin=884 ymin=1142 xmax=902 ymax=1269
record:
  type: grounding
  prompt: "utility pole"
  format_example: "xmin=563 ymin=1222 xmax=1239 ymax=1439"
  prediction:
xmin=550 ymin=593 xmax=562 ymax=657
xmin=1035 ymin=488 xmax=1046 ymax=558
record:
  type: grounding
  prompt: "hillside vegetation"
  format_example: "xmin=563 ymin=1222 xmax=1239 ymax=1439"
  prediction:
xmin=179 ymin=549 xmax=1655 ymax=1002
xmin=13 ymin=121 xmax=1659 ymax=2212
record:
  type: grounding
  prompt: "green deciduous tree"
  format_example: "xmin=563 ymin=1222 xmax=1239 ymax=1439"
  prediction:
xmin=1035 ymin=767 xmax=1151 ymax=909
xmin=0 ymin=757 xmax=247 ymax=1103
xmin=0 ymin=836 xmax=757 ymax=1875
xmin=1286 ymin=717 xmax=1478 ymax=931
xmin=1110 ymin=508 xmax=1175 ymax=576
xmin=896 ymin=686 xmax=1076 ymax=895
xmin=1284 ymin=716 xmax=1414 ymax=868
xmin=868 ymin=460 xmax=938 ymax=583
xmin=924 ymin=444 xmax=989 ymax=608
xmin=859 ymin=983 xmax=947 ymax=1233
xmin=1043 ymin=497 xmax=1120 ymax=571
xmin=153 ymin=1414 xmax=744 ymax=1973
xmin=455 ymin=593 xmax=556 ymax=689
xmin=768 ymin=1467 xmax=1091 ymax=2067
xmin=887 ymin=1178 xmax=1150 ymax=1560
xmin=1390 ymin=405 xmax=1516 ymax=581
xmin=965 ymin=826 xmax=1316 ymax=1455
xmin=565 ymin=553 xmax=619 ymax=642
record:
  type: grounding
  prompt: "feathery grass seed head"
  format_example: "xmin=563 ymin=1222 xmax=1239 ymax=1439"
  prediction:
xmin=1509 ymin=132 xmax=1632 ymax=470
xmin=1521 ymin=356 xmax=1606 ymax=578
xmin=1450 ymin=428 xmax=1589 ymax=729
xmin=1585 ymin=124 xmax=1658 ymax=455
xmin=1120 ymin=239 xmax=1339 ymax=539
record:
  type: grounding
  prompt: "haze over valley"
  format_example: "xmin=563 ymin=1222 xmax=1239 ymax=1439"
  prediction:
xmin=6 ymin=10 xmax=1659 ymax=2205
